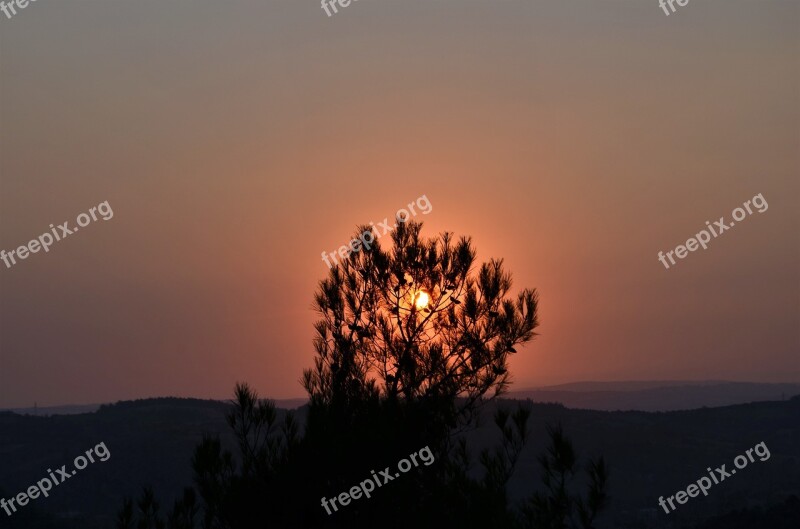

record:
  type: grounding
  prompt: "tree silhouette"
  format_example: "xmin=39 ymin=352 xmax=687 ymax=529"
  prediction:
xmin=304 ymin=220 xmax=539 ymax=417
xmin=520 ymin=425 xmax=608 ymax=529
xmin=118 ymin=218 xmax=607 ymax=529
xmin=293 ymin=220 xmax=544 ymax=528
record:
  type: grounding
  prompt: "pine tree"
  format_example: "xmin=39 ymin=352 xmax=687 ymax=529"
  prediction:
xmin=118 ymin=219 xmax=607 ymax=529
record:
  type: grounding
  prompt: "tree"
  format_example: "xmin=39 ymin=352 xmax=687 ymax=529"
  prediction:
xmin=118 ymin=218 xmax=607 ymax=529
xmin=297 ymin=219 xmax=541 ymax=526
xmin=519 ymin=425 xmax=609 ymax=529
xmin=303 ymin=220 xmax=539 ymax=423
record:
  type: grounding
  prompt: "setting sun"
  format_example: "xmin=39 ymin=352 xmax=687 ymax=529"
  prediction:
xmin=414 ymin=291 xmax=430 ymax=310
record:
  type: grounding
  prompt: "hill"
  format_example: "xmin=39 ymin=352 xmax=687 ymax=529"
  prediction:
xmin=507 ymin=381 xmax=800 ymax=411
xmin=0 ymin=396 xmax=798 ymax=528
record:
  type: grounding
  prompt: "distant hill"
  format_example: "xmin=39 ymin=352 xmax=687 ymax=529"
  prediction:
xmin=1 ymin=395 xmax=799 ymax=528
xmin=1 ymin=398 xmax=309 ymax=417
xmin=507 ymin=381 xmax=800 ymax=411
xmin=6 ymin=382 xmax=797 ymax=416
xmin=1 ymin=404 xmax=103 ymax=416
xmin=520 ymin=380 xmax=731 ymax=392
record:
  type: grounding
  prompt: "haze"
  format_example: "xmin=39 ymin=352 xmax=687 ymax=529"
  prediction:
xmin=1 ymin=0 xmax=797 ymax=408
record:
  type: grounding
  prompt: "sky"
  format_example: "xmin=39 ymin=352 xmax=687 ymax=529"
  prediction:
xmin=0 ymin=0 xmax=798 ymax=408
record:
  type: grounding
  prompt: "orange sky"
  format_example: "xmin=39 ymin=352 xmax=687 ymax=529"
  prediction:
xmin=1 ymin=0 xmax=798 ymax=407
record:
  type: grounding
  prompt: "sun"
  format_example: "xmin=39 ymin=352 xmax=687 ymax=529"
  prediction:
xmin=414 ymin=290 xmax=430 ymax=310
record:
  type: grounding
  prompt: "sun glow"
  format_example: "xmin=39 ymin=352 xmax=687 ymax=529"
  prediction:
xmin=414 ymin=291 xmax=430 ymax=310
